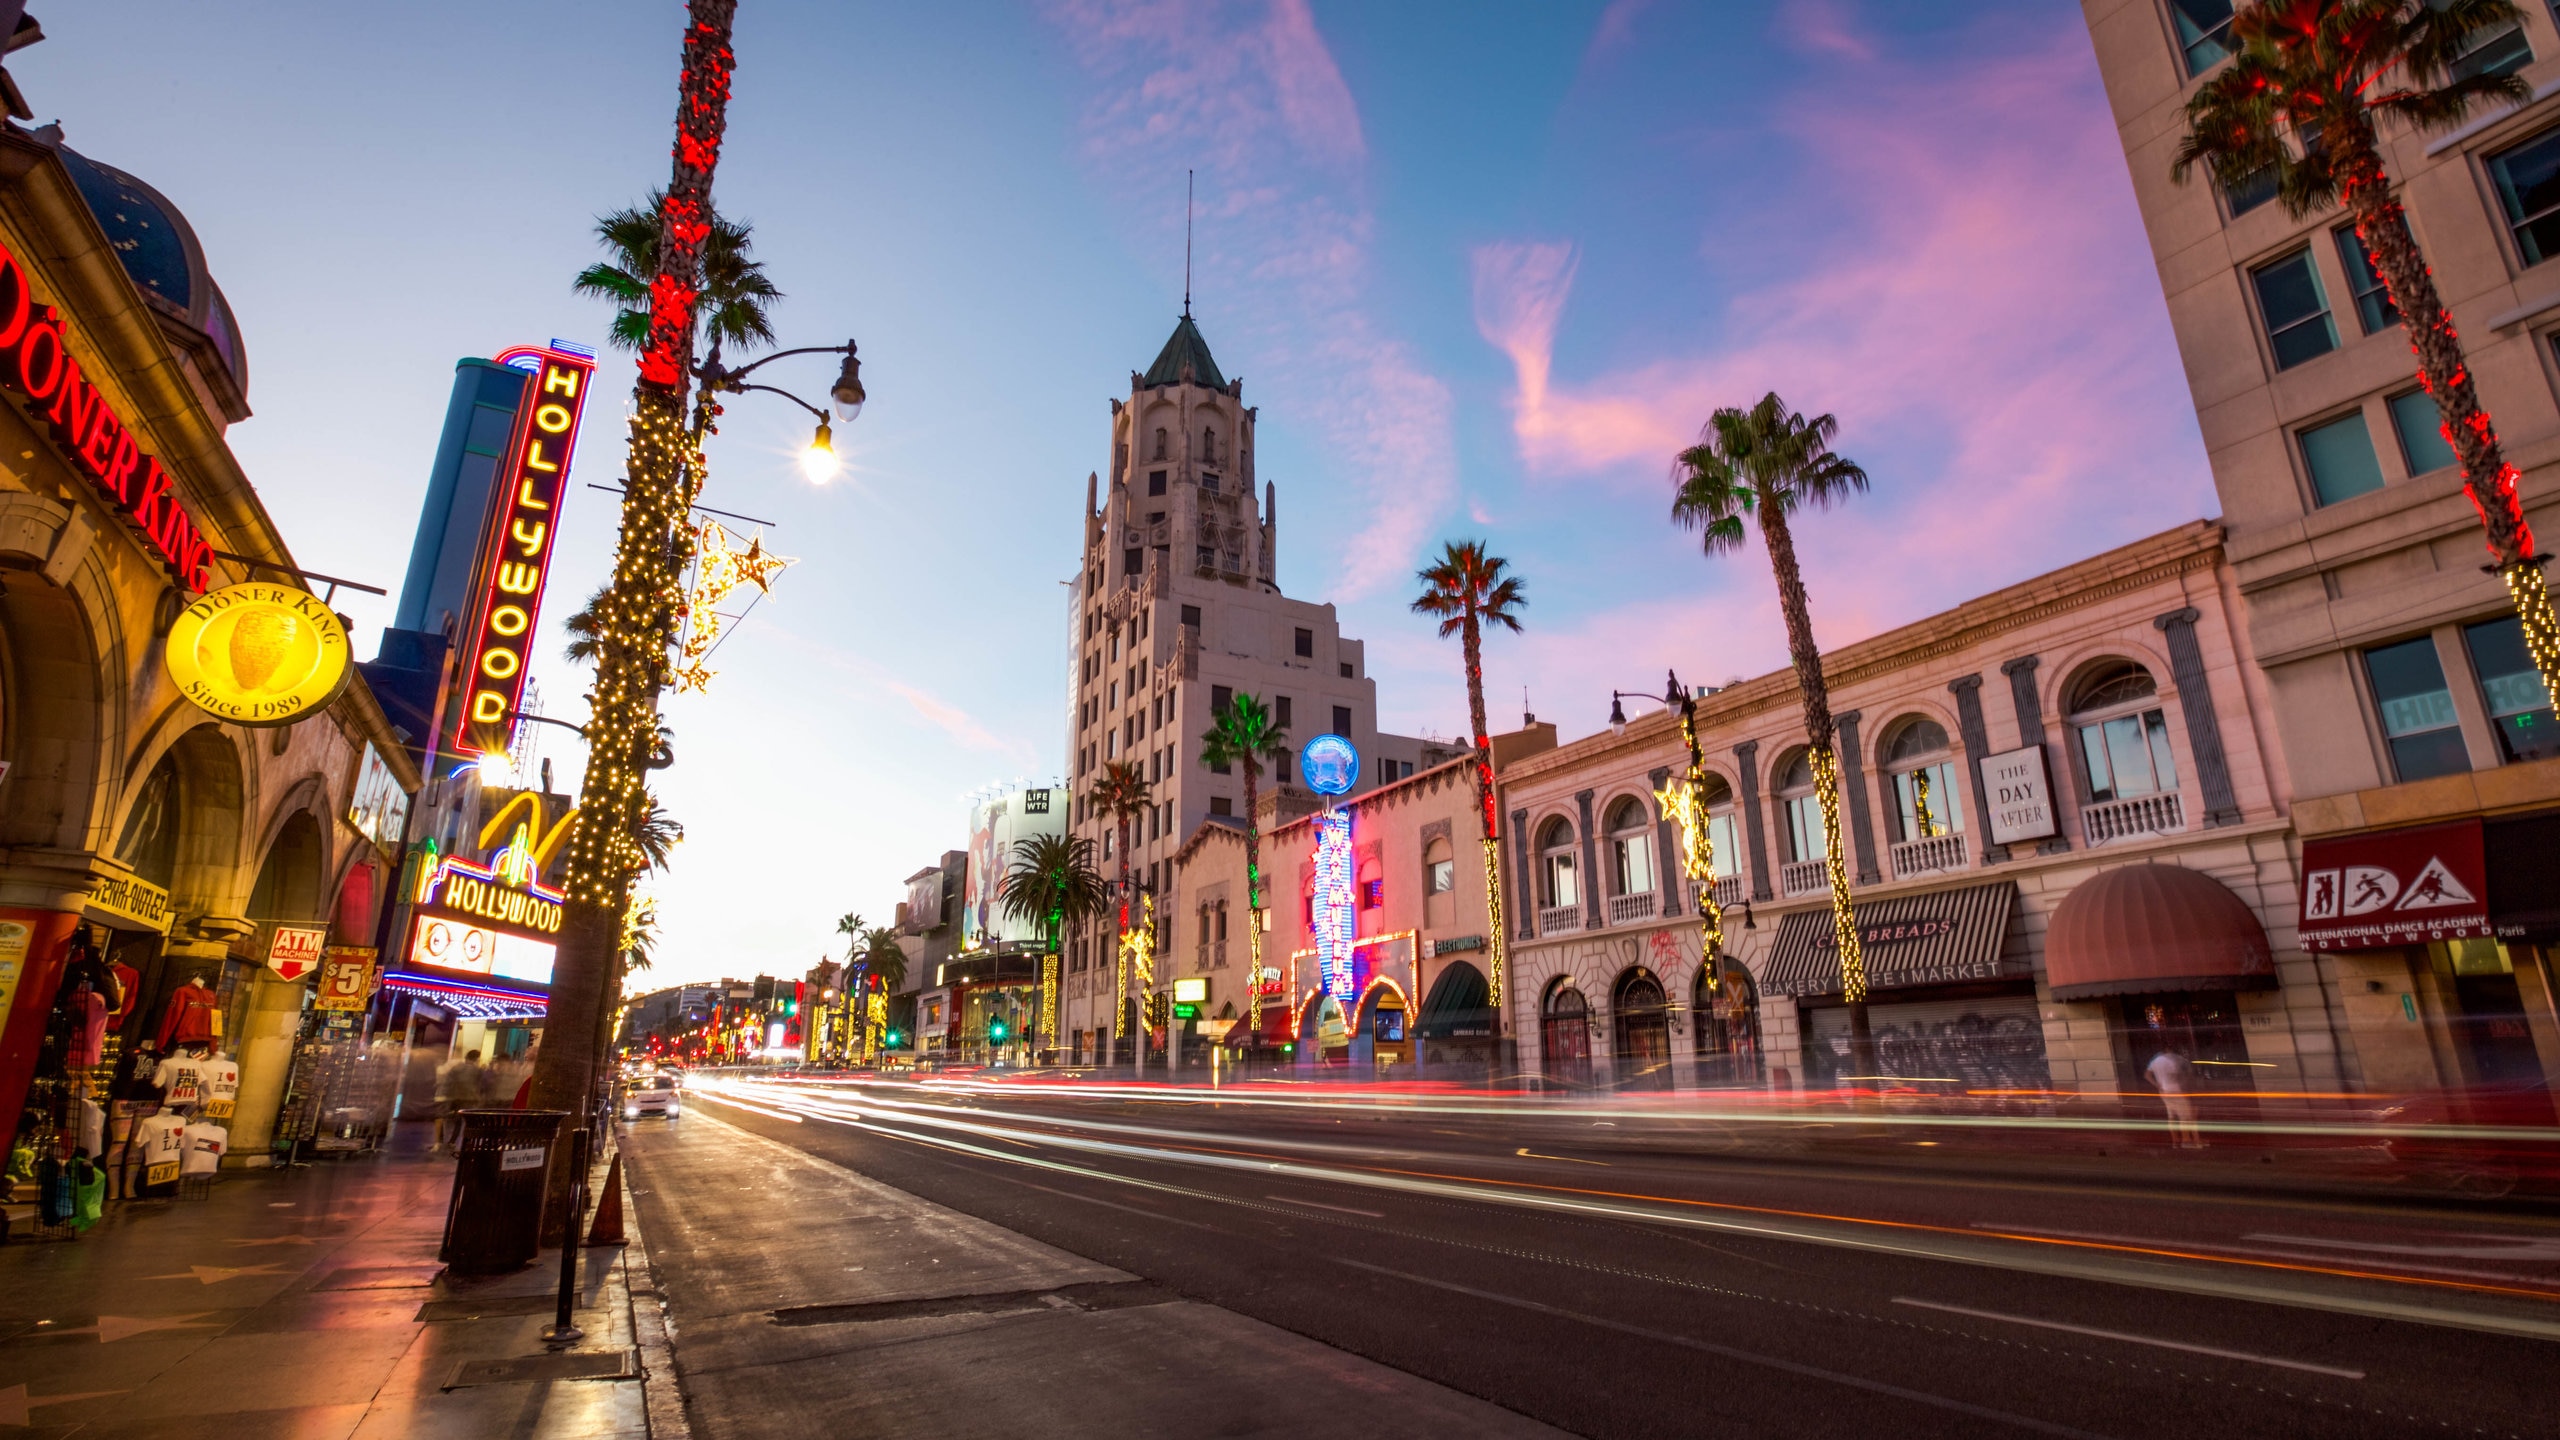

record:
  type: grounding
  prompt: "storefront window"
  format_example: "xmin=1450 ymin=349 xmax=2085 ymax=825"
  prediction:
xmin=2364 ymin=636 xmax=2471 ymax=781
xmin=1540 ymin=982 xmax=1591 ymax=1089
xmin=2462 ymin=615 xmax=2559 ymax=763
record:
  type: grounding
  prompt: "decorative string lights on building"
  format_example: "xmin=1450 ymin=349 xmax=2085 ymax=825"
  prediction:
xmin=1039 ymin=953 xmax=1059 ymax=1051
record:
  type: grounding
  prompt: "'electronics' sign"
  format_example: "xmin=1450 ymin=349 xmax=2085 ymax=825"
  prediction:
xmin=452 ymin=345 xmax=595 ymax=757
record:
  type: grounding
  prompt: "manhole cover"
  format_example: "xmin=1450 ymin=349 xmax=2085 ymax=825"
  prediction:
xmin=313 ymin=1265 xmax=445 ymax=1291
xmin=447 ymin=1349 xmax=637 ymax=1388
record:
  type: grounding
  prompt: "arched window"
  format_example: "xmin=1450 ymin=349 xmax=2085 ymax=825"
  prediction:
xmin=2069 ymin=660 xmax=2178 ymax=803
xmin=1423 ymin=836 xmax=1455 ymax=894
xmin=1604 ymin=797 xmax=1653 ymax=896
xmin=1775 ymin=750 xmax=1828 ymax=864
xmin=1153 ymin=427 xmax=1168 ymax=461
xmin=1883 ymin=717 xmax=1964 ymax=840
xmin=1537 ymin=816 xmax=1579 ymax=908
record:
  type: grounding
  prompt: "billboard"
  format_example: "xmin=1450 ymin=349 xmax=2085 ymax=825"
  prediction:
xmin=960 ymin=785 xmax=1065 ymax=946
xmin=347 ymin=742 xmax=410 ymax=852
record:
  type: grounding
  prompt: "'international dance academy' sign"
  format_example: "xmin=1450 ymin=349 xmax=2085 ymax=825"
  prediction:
xmin=451 ymin=344 xmax=596 ymax=757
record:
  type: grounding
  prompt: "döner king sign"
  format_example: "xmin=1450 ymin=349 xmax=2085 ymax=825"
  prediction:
xmin=452 ymin=345 xmax=595 ymax=757
xmin=0 ymin=236 xmax=212 ymax=590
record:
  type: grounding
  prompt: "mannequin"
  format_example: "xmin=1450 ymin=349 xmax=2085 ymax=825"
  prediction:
xmin=155 ymin=975 xmax=217 ymax=1050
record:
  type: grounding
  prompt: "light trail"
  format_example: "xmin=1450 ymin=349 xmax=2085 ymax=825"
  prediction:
xmin=693 ymin=1073 xmax=2560 ymax=1342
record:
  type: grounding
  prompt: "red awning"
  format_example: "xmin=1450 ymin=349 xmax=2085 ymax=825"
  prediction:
xmin=2045 ymin=863 xmax=2273 ymax=1000
xmin=2298 ymin=820 xmax=2490 ymax=952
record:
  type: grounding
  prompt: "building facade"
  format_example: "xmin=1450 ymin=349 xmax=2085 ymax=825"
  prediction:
xmin=1057 ymin=313 xmax=1451 ymax=1060
xmin=1499 ymin=522 xmax=2376 ymax=1098
xmin=0 ymin=119 xmax=419 ymax=1176
xmin=2088 ymin=0 xmax=2560 ymax=1095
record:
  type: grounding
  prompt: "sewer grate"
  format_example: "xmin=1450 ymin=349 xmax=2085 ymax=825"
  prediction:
xmin=446 ymin=1349 xmax=638 ymax=1388
xmin=415 ymin=1295 xmax=559 ymax=1323
xmin=771 ymin=1279 xmax=1174 ymax=1327
xmin=312 ymin=1265 xmax=445 ymax=1291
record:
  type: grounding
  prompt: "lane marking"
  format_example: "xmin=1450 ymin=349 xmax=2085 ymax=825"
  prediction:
xmin=1330 ymin=1257 xmax=2111 ymax=1439
xmin=1264 ymin=1195 xmax=1385 ymax=1218
xmin=1890 ymin=1298 xmax=2365 ymax=1380
xmin=1976 ymin=1222 xmax=2560 ymax=1286
xmin=1516 ymin=1148 xmax=1608 ymax=1166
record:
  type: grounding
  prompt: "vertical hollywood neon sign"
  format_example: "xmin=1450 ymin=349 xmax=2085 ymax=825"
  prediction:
xmin=1300 ymin=733 xmax=1361 ymax=1003
xmin=453 ymin=345 xmax=596 ymax=757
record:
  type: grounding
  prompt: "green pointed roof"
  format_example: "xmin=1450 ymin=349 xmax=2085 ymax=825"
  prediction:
xmin=1142 ymin=313 xmax=1226 ymax=389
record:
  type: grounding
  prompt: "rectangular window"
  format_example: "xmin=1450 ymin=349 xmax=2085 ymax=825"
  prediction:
xmin=2225 ymin=165 xmax=2277 ymax=217
xmin=1180 ymin=605 xmax=1200 ymax=627
xmin=1148 ymin=469 xmax=1167 ymax=496
xmin=1613 ymin=834 xmax=1654 ymax=897
xmin=1892 ymin=760 xmax=1966 ymax=839
xmin=1275 ymin=696 xmax=1292 ymax=728
xmin=1333 ymin=705 xmax=1353 ymax=736
xmin=2490 ymin=127 xmax=2560 ymax=266
xmin=1210 ymin=796 xmax=1232 ymax=816
xmin=2445 ymin=4 xmax=2532 ymax=83
xmin=2463 ymin=616 xmax=2560 ymax=762
xmin=2364 ymin=636 xmax=2472 ymax=781
xmin=1196 ymin=546 xmax=1214 ymax=570
xmin=2169 ymin=0 xmax=2235 ymax=76
xmin=1202 ymin=472 xmax=1221 ymax=492
xmin=1124 ymin=547 xmax=1143 ymax=577
xmin=1274 ymin=747 xmax=1293 ymax=786
xmin=1211 ymin=685 xmax=1232 ymax=715
xmin=1544 ymin=852 xmax=1578 ymax=908
xmin=2253 ymin=249 xmax=2338 ymax=368
xmin=1782 ymin=793 xmax=1829 ymax=865
xmin=2077 ymin=710 xmax=2178 ymax=803
xmin=1340 ymin=662 xmax=1355 ymax=678
xmin=1429 ymin=859 xmax=1455 ymax=894
xmin=1707 ymin=812 xmax=1739 ymax=882
xmin=2333 ymin=226 xmax=2397 ymax=333
xmin=2387 ymin=390 xmax=2457 ymax=476
xmin=2300 ymin=411 xmax=2388 ymax=506
xmin=1362 ymin=879 xmax=1384 ymax=909
xmin=1294 ymin=627 xmax=1314 ymax=657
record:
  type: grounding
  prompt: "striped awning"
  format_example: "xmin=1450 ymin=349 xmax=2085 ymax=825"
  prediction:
xmin=1759 ymin=880 xmax=2019 ymax=998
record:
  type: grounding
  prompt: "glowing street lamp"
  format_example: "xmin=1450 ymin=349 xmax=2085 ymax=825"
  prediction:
xmin=698 ymin=338 xmax=866 ymax=484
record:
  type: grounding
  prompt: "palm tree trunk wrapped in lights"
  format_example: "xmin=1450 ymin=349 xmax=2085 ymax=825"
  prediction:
xmin=531 ymin=0 xmax=740 ymax=1118
xmin=1652 ymin=677 xmax=1726 ymax=991
xmin=1000 ymin=832 xmax=1111 ymax=1060
xmin=1672 ymin=393 xmax=1875 ymax=1079
xmin=2173 ymin=0 xmax=2560 ymax=702
xmin=1411 ymin=542 xmax=1526 ymax=1014
xmin=1089 ymin=760 xmax=1152 ymax=1065
xmin=1200 ymin=695 xmax=1289 ymax=1037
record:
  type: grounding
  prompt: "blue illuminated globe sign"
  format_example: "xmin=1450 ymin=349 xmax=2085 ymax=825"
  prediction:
xmin=1302 ymin=734 xmax=1359 ymax=796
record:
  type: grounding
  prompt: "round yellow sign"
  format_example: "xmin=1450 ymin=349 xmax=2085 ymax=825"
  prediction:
xmin=162 ymin=582 xmax=353 ymax=727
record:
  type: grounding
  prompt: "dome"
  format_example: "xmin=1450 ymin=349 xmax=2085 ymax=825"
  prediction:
xmin=54 ymin=142 xmax=249 ymax=414
xmin=2044 ymin=863 xmax=2274 ymax=1001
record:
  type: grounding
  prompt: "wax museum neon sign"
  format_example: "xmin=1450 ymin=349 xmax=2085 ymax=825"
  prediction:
xmin=1303 ymin=733 xmax=1360 ymax=1002
xmin=452 ymin=344 xmax=595 ymax=757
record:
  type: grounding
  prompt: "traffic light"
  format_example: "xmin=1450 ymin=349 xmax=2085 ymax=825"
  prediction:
xmin=884 ymin=1029 xmax=903 ymax=1047
xmin=988 ymin=1017 xmax=1010 ymax=1043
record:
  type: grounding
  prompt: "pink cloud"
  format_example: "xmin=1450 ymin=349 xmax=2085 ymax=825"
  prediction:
xmin=1469 ymin=28 xmax=2213 ymax=661
xmin=1779 ymin=0 xmax=1878 ymax=62
xmin=1040 ymin=0 xmax=1456 ymax=602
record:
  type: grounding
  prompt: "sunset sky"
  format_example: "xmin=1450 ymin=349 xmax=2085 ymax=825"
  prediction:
xmin=35 ymin=0 xmax=2214 ymax=988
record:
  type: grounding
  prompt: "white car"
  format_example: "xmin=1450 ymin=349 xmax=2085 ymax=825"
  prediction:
xmin=623 ymin=1074 xmax=682 ymax=1120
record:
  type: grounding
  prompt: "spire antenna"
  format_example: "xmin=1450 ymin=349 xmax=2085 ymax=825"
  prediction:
xmin=1183 ymin=169 xmax=1194 ymax=319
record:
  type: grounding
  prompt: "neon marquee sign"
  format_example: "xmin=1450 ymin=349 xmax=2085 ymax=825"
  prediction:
xmin=0 ymin=235 xmax=212 ymax=589
xmin=1304 ymin=733 xmax=1360 ymax=1001
xmin=415 ymin=853 xmax=565 ymax=937
xmin=452 ymin=344 xmax=596 ymax=757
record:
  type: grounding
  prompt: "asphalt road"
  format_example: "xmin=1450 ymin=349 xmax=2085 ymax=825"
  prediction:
xmin=667 ymin=1075 xmax=2560 ymax=1439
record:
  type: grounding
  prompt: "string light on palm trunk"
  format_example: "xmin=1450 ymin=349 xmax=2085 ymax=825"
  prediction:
xmin=1808 ymin=747 xmax=1867 ymax=1004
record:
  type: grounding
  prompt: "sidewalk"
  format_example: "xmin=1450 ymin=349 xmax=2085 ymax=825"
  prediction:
xmin=620 ymin=1109 xmax=1565 ymax=1440
xmin=0 ymin=1135 xmax=649 ymax=1438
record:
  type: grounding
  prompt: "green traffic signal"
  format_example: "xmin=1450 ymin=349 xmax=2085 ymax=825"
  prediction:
xmin=989 ymin=1018 xmax=1010 ymax=1042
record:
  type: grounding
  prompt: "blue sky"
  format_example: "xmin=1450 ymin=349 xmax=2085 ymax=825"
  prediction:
xmin=38 ymin=1 xmax=2212 ymax=989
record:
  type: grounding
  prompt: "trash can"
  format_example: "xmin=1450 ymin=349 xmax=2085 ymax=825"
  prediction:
xmin=439 ymin=1109 xmax=568 ymax=1273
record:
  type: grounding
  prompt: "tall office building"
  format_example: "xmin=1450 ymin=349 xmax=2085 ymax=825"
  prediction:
xmin=1057 ymin=313 xmax=1452 ymax=1056
xmin=2088 ymin=1 xmax=2560 ymax=1088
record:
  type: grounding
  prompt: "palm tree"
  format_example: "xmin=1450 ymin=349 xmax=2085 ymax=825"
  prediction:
xmin=1411 ymin=540 xmax=1527 ymax=1012
xmin=1671 ymin=392 xmax=1877 ymax=1080
xmin=861 ymin=925 xmax=908 ymax=995
xmin=1199 ymin=693 xmax=1290 ymax=1030
xmin=572 ymin=194 xmax=783 ymax=358
xmin=999 ymin=832 xmax=1112 ymax=959
xmin=1087 ymin=760 xmax=1153 ymax=1065
xmin=621 ymin=896 xmax=659 ymax=974
xmin=562 ymin=585 xmax=609 ymax=666
xmin=632 ymin=796 xmax=684 ymax=875
xmin=2172 ymin=0 xmax=2560 ymax=702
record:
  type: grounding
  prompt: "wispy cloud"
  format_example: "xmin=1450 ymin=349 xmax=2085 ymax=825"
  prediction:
xmin=1039 ymin=0 xmax=1457 ymax=599
xmin=1470 ymin=24 xmax=2212 ymax=663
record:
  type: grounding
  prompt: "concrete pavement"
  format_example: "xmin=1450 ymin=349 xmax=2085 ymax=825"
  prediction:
xmin=619 ymin=1109 xmax=1569 ymax=1440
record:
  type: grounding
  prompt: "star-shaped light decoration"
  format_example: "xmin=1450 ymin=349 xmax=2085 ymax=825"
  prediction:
xmin=673 ymin=522 xmax=797 ymax=694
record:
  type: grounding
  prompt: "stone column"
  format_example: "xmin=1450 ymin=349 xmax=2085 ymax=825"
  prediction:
xmin=1511 ymin=808 xmax=1533 ymax=940
xmin=1836 ymin=710 xmax=1881 ymax=886
xmin=1733 ymin=740 xmax=1772 ymax=902
xmin=2154 ymin=607 xmax=2243 ymax=826
xmin=1576 ymin=790 xmax=1602 ymax=928
xmin=1948 ymin=675 xmax=2006 ymax=867
xmin=1649 ymin=766 xmax=1682 ymax=916
xmin=2000 ymin=655 xmax=2071 ymax=855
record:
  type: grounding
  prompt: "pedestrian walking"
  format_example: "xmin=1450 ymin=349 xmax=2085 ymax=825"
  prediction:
xmin=2146 ymin=1045 xmax=2203 ymax=1150
xmin=433 ymin=1049 xmax=489 ymax=1151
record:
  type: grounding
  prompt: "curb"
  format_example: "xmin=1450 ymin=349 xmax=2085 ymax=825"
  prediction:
xmin=611 ymin=1135 xmax=692 ymax=1440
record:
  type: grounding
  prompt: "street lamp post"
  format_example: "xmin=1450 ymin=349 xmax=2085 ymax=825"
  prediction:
xmin=697 ymin=340 xmax=865 ymax=482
